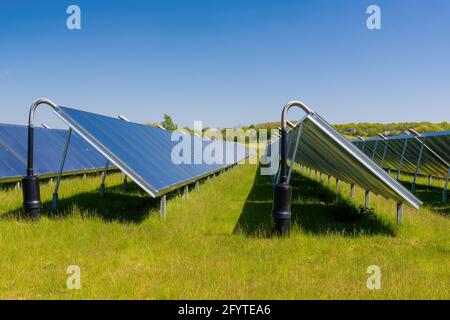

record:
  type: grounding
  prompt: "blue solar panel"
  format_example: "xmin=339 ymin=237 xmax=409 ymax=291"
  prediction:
xmin=52 ymin=106 xmax=251 ymax=197
xmin=0 ymin=123 xmax=109 ymax=182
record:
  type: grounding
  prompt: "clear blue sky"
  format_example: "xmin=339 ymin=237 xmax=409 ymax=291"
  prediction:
xmin=0 ymin=0 xmax=449 ymax=129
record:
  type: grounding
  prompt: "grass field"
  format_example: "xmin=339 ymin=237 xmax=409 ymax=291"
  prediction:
xmin=0 ymin=164 xmax=449 ymax=299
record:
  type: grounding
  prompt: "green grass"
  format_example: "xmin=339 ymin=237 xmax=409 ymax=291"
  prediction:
xmin=0 ymin=165 xmax=449 ymax=299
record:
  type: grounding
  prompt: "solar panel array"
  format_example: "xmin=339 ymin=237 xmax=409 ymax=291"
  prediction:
xmin=266 ymin=112 xmax=422 ymax=209
xmin=352 ymin=131 xmax=450 ymax=179
xmin=0 ymin=123 xmax=110 ymax=183
xmin=52 ymin=106 xmax=252 ymax=197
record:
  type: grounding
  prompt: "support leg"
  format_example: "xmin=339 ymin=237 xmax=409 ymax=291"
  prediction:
xmin=335 ymin=179 xmax=340 ymax=191
xmin=443 ymin=167 xmax=449 ymax=203
xmin=52 ymin=128 xmax=72 ymax=211
xmin=411 ymin=174 xmax=417 ymax=193
xmin=195 ymin=181 xmax=200 ymax=192
xmin=99 ymin=160 xmax=109 ymax=197
xmin=123 ymin=176 xmax=127 ymax=192
xmin=160 ymin=195 xmax=166 ymax=221
xmin=397 ymin=139 xmax=408 ymax=181
xmin=350 ymin=184 xmax=355 ymax=201
xmin=411 ymin=140 xmax=425 ymax=193
xmin=184 ymin=185 xmax=189 ymax=199
xmin=365 ymin=190 xmax=370 ymax=208
xmin=397 ymin=203 xmax=403 ymax=226
xmin=100 ymin=174 xmax=106 ymax=196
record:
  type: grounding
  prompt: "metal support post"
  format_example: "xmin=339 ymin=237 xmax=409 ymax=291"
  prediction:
xmin=397 ymin=139 xmax=408 ymax=180
xmin=372 ymin=140 xmax=378 ymax=160
xmin=160 ymin=195 xmax=166 ymax=221
xmin=397 ymin=203 xmax=403 ymax=226
xmin=443 ymin=167 xmax=450 ymax=203
xmin=412 ymin=139 xmax=425 ymax=193
xmin=52 ymin=128 xmax=72 ymax=211
xmin=184 ymin=185 xmax=189 ymax=199
xmin=123 ymin=175 xmax=127 ymax=192
xmin=365 ymin=190 xmax=370 ymax=208
xmin=100 ymin=160 xmax=109 ymax=197
xmin=287 ymin=123 xmax=303 ymax=183
xmin=350 ymin=184 xmax=356 ymax=200
xmin=380 ymin=139 xmax=389 ymax=168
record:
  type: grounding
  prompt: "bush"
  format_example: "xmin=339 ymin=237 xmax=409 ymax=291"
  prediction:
xmin=332 ymin=199 xmax=376 ymax=222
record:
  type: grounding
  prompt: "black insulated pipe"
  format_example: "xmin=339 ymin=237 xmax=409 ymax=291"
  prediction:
xmin=23 ymin=117 xmax=41 ymax=218
xmin=22 ymin=98 xmax=58 ymax=218
xmin=272 ymin=126 xmax=292 ymax=235
xmin=22 ymin=174 xmax=41 ymax=219
xmin=272 ymin=101 xmax=312 ymax=236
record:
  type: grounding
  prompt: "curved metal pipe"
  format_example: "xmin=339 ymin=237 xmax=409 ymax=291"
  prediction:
xmin=28 ymin=98 xmax=58 ymax=126
xmin=27 ymin=98 xmax=58 ymax=175
xmin=23 ymin=98 xmax=58 ymax=218
xmin=281 ymin=100 xmax=313 ymax=129
xmin=279 ymin=100 xmax=313 ymax=184
xmin=272 ymin=100 xmax=313 ymax=236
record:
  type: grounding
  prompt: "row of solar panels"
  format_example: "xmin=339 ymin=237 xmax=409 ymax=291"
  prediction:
xmin=0 ymin=123 xmax=111 ymax=183
xmin=352 ymin=131 xmax=450 ymax=179
xmin=53 ymin=106 xmax=252 ymax=197
xmin=266 ymin=108 xmax=422 ymax=209
xmin=1 ymin=103 xmax=252 ymax=199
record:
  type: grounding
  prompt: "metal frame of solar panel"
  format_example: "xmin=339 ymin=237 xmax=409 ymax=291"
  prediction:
xmin=353 ymin=131 xmax=450 ymax=203
xmin=0 ymin=123 xmax=111 ymax=184
xmin=21 ymin=98 xmax=250 ymax=219
xmin=267 ymin=101 xmax=422 ymax=236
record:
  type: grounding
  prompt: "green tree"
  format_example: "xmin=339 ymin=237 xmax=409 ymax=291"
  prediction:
xmin=161 ymin=114 xmax=178 ymax=131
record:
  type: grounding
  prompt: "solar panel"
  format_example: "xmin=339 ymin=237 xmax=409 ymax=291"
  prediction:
xmin=0 ymin=123 xmax=109 ymax=183
xmin=282 ymin=114 xmax=422 ymax=208
xmin=352 ymin=131 xmax=450 ymax=179
xmin=267 ymin=101 xmax=422 ymax=235
xmin=423 ymin=131 xmax=450 ymax=164
xmin=51 ymin=106 xmax=251 ymax=197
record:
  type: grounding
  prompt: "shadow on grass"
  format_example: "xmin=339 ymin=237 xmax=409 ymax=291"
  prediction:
xmin=234 ymin=169 xmax=397 ymax=238
xmin=1 ymin=180 xmax=168 ymax=224
xmin=397 ymin=180 xmax=449 ymax=217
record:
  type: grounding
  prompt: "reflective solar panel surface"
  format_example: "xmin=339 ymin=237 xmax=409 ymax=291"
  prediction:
xmin=0 ymin=123 xmax=109 ymax=182
xmin=353 ymin=131 xmax=450 ymax=178
xmin=267 ymin=113 xmax=422 ymax=209
xmin=53 ymin=106 xmax=252 ymax=197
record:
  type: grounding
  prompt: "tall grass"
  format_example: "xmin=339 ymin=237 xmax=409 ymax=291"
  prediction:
xmin=0 ymin=164 xmax=448 ymax=299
